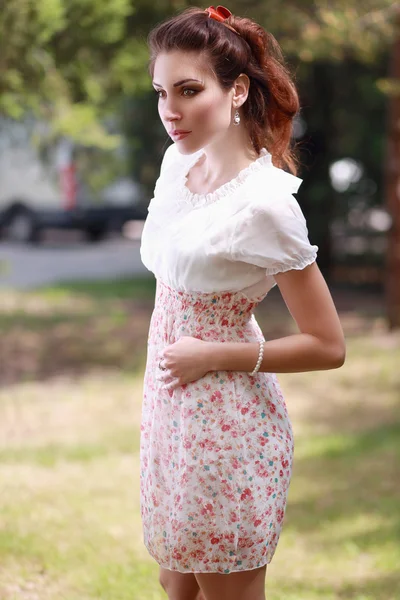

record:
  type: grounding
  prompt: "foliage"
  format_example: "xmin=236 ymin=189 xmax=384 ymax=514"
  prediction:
xmin=232 ymin=0 xmax=397 ymax=63
xmin=0 ymin=0 xmax=398 ymax=143
xmin=0 ymin=0 xmax=134 ymax=146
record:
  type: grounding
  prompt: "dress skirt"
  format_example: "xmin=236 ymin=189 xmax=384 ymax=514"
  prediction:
xmin=140 ymin=279 xmax=294 ymax=574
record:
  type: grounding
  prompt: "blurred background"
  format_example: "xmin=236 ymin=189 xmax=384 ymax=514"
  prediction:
xmin=0 ymin=1 xmax=399 ymax=599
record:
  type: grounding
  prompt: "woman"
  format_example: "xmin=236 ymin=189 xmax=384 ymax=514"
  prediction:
xmin=140 ymin=5 xmax=346 ymax=600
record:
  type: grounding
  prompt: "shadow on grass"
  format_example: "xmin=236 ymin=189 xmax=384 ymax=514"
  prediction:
xmin=284 ymin=420 xmax=400 ymax=591
xmin=43 ymin=276 xmax=157 ymax=302
xmin=0 ymin=276 xmax=157 ymax=385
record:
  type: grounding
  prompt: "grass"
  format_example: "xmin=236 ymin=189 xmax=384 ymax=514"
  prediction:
xmin=0 ymin=277 xmax=399 ymax=599
xmin=0 ymin=276 xmax=156 ymax=384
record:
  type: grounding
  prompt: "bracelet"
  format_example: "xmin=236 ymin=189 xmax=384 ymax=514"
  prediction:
xmin=250 ymin=340 xmax=264 ymax=376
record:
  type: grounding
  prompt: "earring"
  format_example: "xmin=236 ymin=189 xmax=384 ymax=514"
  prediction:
xmin=233 ymin=109 xmax=241 ymax=126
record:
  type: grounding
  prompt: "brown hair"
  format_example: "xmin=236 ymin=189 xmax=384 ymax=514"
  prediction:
xmin=147 ymin=7 xmax=300 ymax=175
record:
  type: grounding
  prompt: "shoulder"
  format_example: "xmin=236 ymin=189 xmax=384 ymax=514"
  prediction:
xmin=160 ymin=143 xmax=202 ymax=176
xmin=240 ymin=161 xmax=306 ymax=224
xmin=230 ymin=163 xmax=318 ymax=273
xmin=153 ymin=143 xmax=197 ymax=197
xmin=151 ymin=143 xmax=203 ymax=208
xmin=249 ymin=161 xmax=303 ymax=199
xmin=159 ymin=143 xmax=180 ymax=175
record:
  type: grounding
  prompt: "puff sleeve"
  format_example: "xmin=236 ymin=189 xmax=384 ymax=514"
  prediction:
xmin=230 ymin=169 xmax=318 ymax=275
xmin=152 ymin=143 xmax=178 ymax=194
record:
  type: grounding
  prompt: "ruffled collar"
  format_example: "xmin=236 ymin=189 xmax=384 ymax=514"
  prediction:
xmin=179 ymin=148 xmax=273 ymax=207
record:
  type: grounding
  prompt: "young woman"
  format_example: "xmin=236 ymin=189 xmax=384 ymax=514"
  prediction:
xmin=140 ymin=6 xmax=346 ymax=600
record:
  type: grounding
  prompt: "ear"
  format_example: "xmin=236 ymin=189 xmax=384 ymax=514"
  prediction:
xmin=232 ymin=73 xmax=250 ymax=108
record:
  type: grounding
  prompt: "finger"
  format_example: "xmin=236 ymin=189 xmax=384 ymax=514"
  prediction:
xmin=163 ymin=378 xmax=180 ymax=391
xmin=157 ymin=372 xmax=168 ymax=382
xmin=158 ymin=370 xmax=174 ymax=383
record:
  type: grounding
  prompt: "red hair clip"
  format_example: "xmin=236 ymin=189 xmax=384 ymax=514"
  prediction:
xmin=204 ymin=5 xmax=232 ymax=22
xmin=204 ymin=5 xmax=240 ymax=35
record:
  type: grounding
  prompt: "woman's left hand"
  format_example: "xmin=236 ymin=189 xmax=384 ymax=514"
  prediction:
xmin=157 ymin=336 xmax=212 ymax=391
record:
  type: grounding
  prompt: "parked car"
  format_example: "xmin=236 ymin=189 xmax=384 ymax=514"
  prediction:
xmin=0 ymin=117 xmax=147 ymax=243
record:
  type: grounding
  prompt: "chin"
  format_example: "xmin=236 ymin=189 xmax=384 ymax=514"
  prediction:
xmin=174 ymin=140 xmax=203 ymax=155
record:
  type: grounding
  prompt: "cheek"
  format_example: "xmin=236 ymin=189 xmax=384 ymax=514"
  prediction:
xmin=194 ymin=96 xmax=229 ymax=128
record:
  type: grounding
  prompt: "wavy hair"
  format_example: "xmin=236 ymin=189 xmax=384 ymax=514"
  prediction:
xmin=147 ymin=7 xmax=300 ymax=174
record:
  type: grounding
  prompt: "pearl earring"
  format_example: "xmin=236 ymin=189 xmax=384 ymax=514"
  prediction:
xmin=233 ymin=109 xmax=241 ymax=126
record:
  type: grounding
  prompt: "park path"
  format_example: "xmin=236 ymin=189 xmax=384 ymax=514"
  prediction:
xmin=0 ymin=236 xmax=148 ymax=289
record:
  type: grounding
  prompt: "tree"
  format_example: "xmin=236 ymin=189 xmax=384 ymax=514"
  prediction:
xmin=0 ymin=0 xmax=137 ymax=147
xmin=384 ymin=9 xmax=400 ymax=329
xmin=1 ymin=0 xmax=397 ymax=140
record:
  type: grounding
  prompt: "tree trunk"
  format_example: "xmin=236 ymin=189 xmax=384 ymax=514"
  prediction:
xmin=384 ymin=15 xmax=400 ymax=330
xmin=298 ymin=61 xmax=335 ymax=276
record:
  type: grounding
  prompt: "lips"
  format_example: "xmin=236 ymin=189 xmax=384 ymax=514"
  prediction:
xmin=170 ymin=130 xmax=191 ymax=141
xmin=170 ymin=130 xmax=191 ymax=135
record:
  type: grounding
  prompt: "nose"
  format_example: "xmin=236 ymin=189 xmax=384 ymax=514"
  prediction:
xmin=160 ymin=97 xmax=181 ymax=124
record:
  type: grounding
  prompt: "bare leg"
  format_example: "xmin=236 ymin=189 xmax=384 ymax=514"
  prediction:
xmin=159 ymin=567 xmax=206 ymax=600
xmin=194 ymin=565 xmax=267 ymax=600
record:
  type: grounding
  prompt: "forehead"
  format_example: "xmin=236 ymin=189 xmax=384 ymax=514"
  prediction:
xmin=153 ymin=50 xmax=215 ymax=84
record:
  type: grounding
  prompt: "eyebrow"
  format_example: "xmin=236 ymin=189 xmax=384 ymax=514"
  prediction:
xmin=152 ymin=78 xmax=202 ymax=88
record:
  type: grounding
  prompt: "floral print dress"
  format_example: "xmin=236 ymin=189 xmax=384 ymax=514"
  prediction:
xmin=139 ymin=143 xmax=318 ymax=573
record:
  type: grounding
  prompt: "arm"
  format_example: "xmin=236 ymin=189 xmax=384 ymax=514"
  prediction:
xmin=207 ymin=262 xmax=346 ymax=373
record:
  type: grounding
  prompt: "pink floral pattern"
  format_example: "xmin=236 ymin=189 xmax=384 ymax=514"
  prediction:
xmin=140 ymin=279 xmax=294 ymax=573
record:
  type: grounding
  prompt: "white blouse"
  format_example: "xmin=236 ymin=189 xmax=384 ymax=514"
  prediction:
xmin=140 ymin=143 xmax=318 ymax=301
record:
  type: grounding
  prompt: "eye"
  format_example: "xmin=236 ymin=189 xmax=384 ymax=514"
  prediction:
xmin=153 ymin=88 xmax=199 ymax=99
xmin=182 ymin=88 xmax=198 ymax=97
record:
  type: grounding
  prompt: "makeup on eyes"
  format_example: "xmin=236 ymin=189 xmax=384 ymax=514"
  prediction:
xmin=152 ymin=78 xmax=203 ymax=88
xmin=154 ymin=88 xmax=199 ymax=99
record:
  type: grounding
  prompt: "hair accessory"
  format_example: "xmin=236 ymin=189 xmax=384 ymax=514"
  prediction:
xmin=204 ymin=5 xmax=240 ymax=35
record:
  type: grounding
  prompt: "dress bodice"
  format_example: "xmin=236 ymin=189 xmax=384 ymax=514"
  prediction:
xmin=140 ymin=143 xmax=318 ymax=301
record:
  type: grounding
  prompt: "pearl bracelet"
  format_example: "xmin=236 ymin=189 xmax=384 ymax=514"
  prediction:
xmin=250 ymin=340 xmax=264 ymax=376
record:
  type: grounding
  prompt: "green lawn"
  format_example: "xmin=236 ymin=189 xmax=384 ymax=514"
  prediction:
xmin=0 ymin=278 xmax=399 ymax=599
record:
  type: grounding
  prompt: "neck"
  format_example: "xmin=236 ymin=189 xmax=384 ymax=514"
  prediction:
xmin=199 ymin=127 xmax=261 ymax=187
